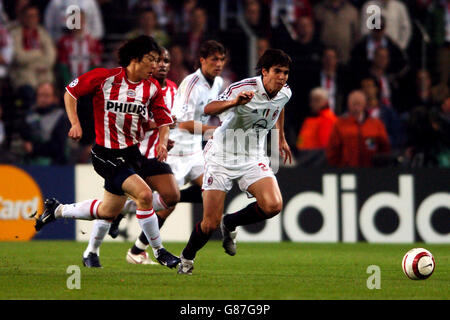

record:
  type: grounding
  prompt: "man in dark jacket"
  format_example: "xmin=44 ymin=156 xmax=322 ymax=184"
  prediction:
xmin=20 ymin=82 xmax=70 ymax=165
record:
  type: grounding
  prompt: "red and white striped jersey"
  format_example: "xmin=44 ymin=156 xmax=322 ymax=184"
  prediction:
xmin=139 ymin=78 xmax=177 ymax=158
xmin=66 ymin=67 xmax=173 ymax=149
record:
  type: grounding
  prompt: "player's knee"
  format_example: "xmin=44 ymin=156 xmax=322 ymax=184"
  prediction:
xmin=201 ymin=219 xmax=220 ymax=235
xmin=97 ymin=203 xmax=121 ymax=219
xmin=260 ymin=200 xmax=283 ymax=218
xmin=161 ymin=190 xmax=180 ymax=207
xmin=157 ymin=207 xmax=175 ymax=219
xmin=135 ymin=189 xmax=153 ymax=209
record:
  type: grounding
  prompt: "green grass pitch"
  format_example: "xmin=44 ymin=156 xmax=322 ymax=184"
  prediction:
xmin=0 ymin=241 xmax=448 ymax=300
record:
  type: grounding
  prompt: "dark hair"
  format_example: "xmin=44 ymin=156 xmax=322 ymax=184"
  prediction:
xmin=256 ymin=49 xmax=291 ymax=75
xmin=198 ymin=40 xmax=226 ymax=59
xmin=20 ymin=5 xmax=40 ymax=17
xmin=117 ymin=35 xmax=160 ymax=67
xmin=139 ymin=8 xmax=156 ymax=18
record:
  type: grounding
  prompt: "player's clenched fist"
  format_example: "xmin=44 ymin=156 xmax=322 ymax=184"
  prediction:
xmin=235 ymin=90 xmax=254 ymax=106
xmin=68 ymin=123 xmax=82 ymax=141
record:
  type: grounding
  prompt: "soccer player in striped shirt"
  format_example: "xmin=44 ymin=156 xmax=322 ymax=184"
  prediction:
xmin=34 ymin=36 xmax=180 ymax=269
xmin=81 ymin=47 xmax=180 ymax=267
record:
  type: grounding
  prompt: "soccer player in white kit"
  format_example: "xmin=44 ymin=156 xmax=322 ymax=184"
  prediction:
xmin=178 ymin=49 xmax=293 ymax=275
xmin=165 ymin=40 xmax=225 ymax=196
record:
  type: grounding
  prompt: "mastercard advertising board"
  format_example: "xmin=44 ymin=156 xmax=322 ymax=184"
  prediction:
xmin=0 ymin=165 xmax=75 ymax=240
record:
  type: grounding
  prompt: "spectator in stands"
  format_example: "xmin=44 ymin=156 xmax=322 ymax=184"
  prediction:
xmin=3 ymin=0 xmax=29 ymax=30
xmin=272 ymin=15 xmax=323 ymax=70
xmin=409 ymin=69 xmax=443 ymax=111
xmin=310 ymin=47 xmax=349 ymax=115
xmin=272 ymin=15 xmax=325 ymax=151
xmin=57 ymin=10 xmax=103 ymax=85
xmin=0 ymin=103 xmax=15 ymax=163
xmin=0 ymin=1 xmax=8 ymax=25
xmin=405 ymin=97 xmax=450 ymax=168
xmin=18 ymin=82 xmax=70 ymax=165
xmin=360 ymin=76 xmax=404 ymax=149
xmin=167 ymin=43 xmax=190 ymax=86
xmin=314 ymin=0 xmax=360 ymax=64
xmin=57 ymin=10 xmax=100 ymax=163
xmin=148 ymin=0 xmax=175 ymax=33
xmin=243 ymin=0 xmax=271 ymax=38
xmin=177 ymin=0 xmax=198 ymax=33
xmin=359 ymin=47 xmax=405 ymax=111
xmin=424 ymin=0 xmax=450 ymax=95
xmin=10 ymin=5 xmax=56 ymax=109
xmin=350 ymin=15 xmax=408 ymax=77
xmin=270 ymin=0 xmax=312 ymax=28
xmin=0 ymin=18 xmax=12 ymax=89
xmin=0 ymin=16 xmax=14 ymax=147
xmin=297 ymin=87 xmax=337 ymax=150
xmin=126 ymin=8 xmax=170 ymax=47
xmin=431 ymin=97 xmax=450 ymax=167
xmin=360 ymin=0 xmax=412 ymax=50
xmin=128 ymin=0 xmax=175 ymax=33
xmin=256 ymin=37 xmax=270 ymax=59
xmin=175 ymin=6 xmax=213 ymax=70
xmin=44 ymin=0 xmax=104 ymax=41
xmin=326 ymin=90 xmax=391 ymax=167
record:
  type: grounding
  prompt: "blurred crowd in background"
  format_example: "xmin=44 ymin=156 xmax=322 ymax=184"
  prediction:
xmin=0 ymin=0 xmax=448 ymax=168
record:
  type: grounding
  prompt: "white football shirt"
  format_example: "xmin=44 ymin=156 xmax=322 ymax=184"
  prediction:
xmin=207 ymin=75 xmax=292 ymax=167
xmin=169 ymin=68 xmax=223 ymax=156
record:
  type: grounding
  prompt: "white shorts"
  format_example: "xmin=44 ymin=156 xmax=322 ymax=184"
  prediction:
xmin=166 ymin=151 xmax=204 ymax=187
xmin=202 ymin=159 xmax=276 ymax=194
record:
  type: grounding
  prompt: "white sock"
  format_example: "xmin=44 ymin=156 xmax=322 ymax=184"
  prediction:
xmin=134 ymin=237 xmax=149 ymax=251
xmin=83 ymin=219 xmax=111 ymax=258
xmin=136 ymin=209 xmax=162 ymax=250
xmin=58 ymin=199 xmax=101 ymax=220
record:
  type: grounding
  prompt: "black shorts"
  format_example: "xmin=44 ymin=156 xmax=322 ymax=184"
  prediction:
xmin=140 ymin=158 xmax=173 ymax=178
xmin=91 ymin=144 xmax=172 ymax=196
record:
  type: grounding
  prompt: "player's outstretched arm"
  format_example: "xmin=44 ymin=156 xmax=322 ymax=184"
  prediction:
xmin=275 ymin=108 xmax=292 ymax=164
xmin=204 ymin=90 xmax=255 ymax=115
xmin=156 ymin=125 xmax=170 ymax=162
xmin=64 ymin=91 xmax=82 ymax=141
xmin=178 ymin=121 xmax=217 ymax=135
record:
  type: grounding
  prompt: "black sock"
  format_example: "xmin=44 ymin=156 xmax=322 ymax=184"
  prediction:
xmin=157 ymin=213 xmax=166 ymax=228
xmin=182 ymin=221 xmax=212 ymax=260
xmin=130 ymin=231 xmax=149 ymax=255
xmin=179 ymin=185 xmax=203 ymax=203
xmin=111 ymin=213 xmax=124 ymax=228
xmin=223 ymin=202 xmax=267 ymax=231
xmin=130 ymin=214 xmax=165 ymax=255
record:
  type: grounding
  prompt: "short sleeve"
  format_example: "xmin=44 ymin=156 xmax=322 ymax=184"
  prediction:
xmin=172 ymin=78 xmax=199 ymax=122
xmin=65 ymin=68 xmax=110 ymax=100
xmin=217 ymin=82 xmax=240 ymax=101
xmin=150 ymin=84 xmax=173 ymax=127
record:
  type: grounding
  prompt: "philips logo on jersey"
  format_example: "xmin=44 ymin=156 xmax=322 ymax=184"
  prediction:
xmin=105 ymin=100 xmax=147 ymax=116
